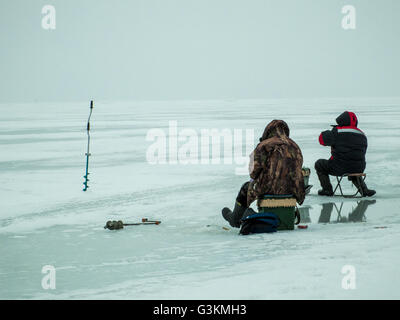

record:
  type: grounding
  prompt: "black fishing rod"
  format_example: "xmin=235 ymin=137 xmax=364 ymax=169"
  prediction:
xmin=83 ymin=100 xmax=94 ymax=191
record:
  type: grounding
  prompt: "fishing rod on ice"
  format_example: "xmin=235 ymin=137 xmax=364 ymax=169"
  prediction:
xmin=83 ymin=100 xmax=94 ymax=191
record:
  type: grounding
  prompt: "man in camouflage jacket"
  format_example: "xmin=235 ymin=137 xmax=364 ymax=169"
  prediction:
xmin=222 ymin=120 xmax=305 ymax=228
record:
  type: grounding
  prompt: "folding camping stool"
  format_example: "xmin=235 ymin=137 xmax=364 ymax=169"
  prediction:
xmin=333 ymin=173 xmax=366 ymax=198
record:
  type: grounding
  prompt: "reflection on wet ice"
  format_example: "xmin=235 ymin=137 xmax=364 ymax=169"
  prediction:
xmin=299 ymin=200 xmax=377 ymax=224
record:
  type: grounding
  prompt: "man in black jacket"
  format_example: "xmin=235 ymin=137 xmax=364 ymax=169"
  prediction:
xmin=315 ymin=111 xmax=376 ymax=197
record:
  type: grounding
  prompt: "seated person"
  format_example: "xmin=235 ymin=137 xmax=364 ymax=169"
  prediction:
xmin=222 ymin=120 xmax=305 ymax=227
xmin=315 ymin=111 xmax=376 ymax=197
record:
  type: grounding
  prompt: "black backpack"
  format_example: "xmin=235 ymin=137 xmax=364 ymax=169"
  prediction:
xmin=240 ymin=212 xmax=279 ymax=235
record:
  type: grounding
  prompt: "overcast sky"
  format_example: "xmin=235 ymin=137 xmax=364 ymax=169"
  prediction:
xmin=0 ymin=0 xmax=399 ymax=102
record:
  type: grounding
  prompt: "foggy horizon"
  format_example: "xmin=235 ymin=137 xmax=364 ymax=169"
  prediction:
xmin=1 ymin=0 xmax=399 ymax=103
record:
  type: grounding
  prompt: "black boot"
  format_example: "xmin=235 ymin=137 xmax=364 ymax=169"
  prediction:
xmin=317 ymin=172 xmax=334 ymax=196
xmin=350 ymin=177 xmax=376 ymax=197
xmin=222 ymin=201 xmax=246 ymax=228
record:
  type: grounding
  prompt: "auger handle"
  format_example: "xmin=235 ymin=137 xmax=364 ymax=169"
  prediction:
xmin=142 ymin=218 xmax=161 ymax=224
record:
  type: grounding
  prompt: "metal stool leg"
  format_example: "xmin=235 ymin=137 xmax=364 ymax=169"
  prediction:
xmin=333 ymin=176 xmax=344 ymax=196
xmin=333 ymin=175 xmax=365 ymax=198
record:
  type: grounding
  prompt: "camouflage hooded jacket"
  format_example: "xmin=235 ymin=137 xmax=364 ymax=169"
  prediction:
xmin=247 ymin=120 xmax=305 ymax=206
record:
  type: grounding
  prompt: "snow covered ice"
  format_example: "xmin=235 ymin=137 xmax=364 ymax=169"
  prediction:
xmin=1 ymin=98 xmax=400 ymax=299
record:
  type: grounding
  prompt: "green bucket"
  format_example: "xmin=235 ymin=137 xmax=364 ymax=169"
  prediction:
xmin=258 ymin=195 xmax=296 ymax=231
xmin=302 ymin=167 xmax=311 ymax=187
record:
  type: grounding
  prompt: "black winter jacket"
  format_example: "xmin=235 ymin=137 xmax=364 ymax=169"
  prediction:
xmin=319 ymin=111 xmax=367 ymax=174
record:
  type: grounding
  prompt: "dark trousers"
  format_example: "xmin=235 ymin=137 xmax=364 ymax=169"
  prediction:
xmin=314 ymin=159 xmax=339 ymax=191
xmin=315 ymin=159 xmax=365 ymax=176
xmin=315 ymin=159 xmax=365 ymax=191
xmin=236 ymin=181 xmax=250 ymax=208
xmin=314 ymin=159 xmax=344 ymax=176
xmin=234 ymin=181 xmax=258 ymax=222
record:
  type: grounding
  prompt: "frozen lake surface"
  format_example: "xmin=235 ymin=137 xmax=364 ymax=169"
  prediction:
xmin=1 ymin=98 xmax=399 ymax=299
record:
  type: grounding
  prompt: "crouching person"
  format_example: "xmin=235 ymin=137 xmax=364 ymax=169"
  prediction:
xmin=222 ymin=120 xmax=305 ymax=233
